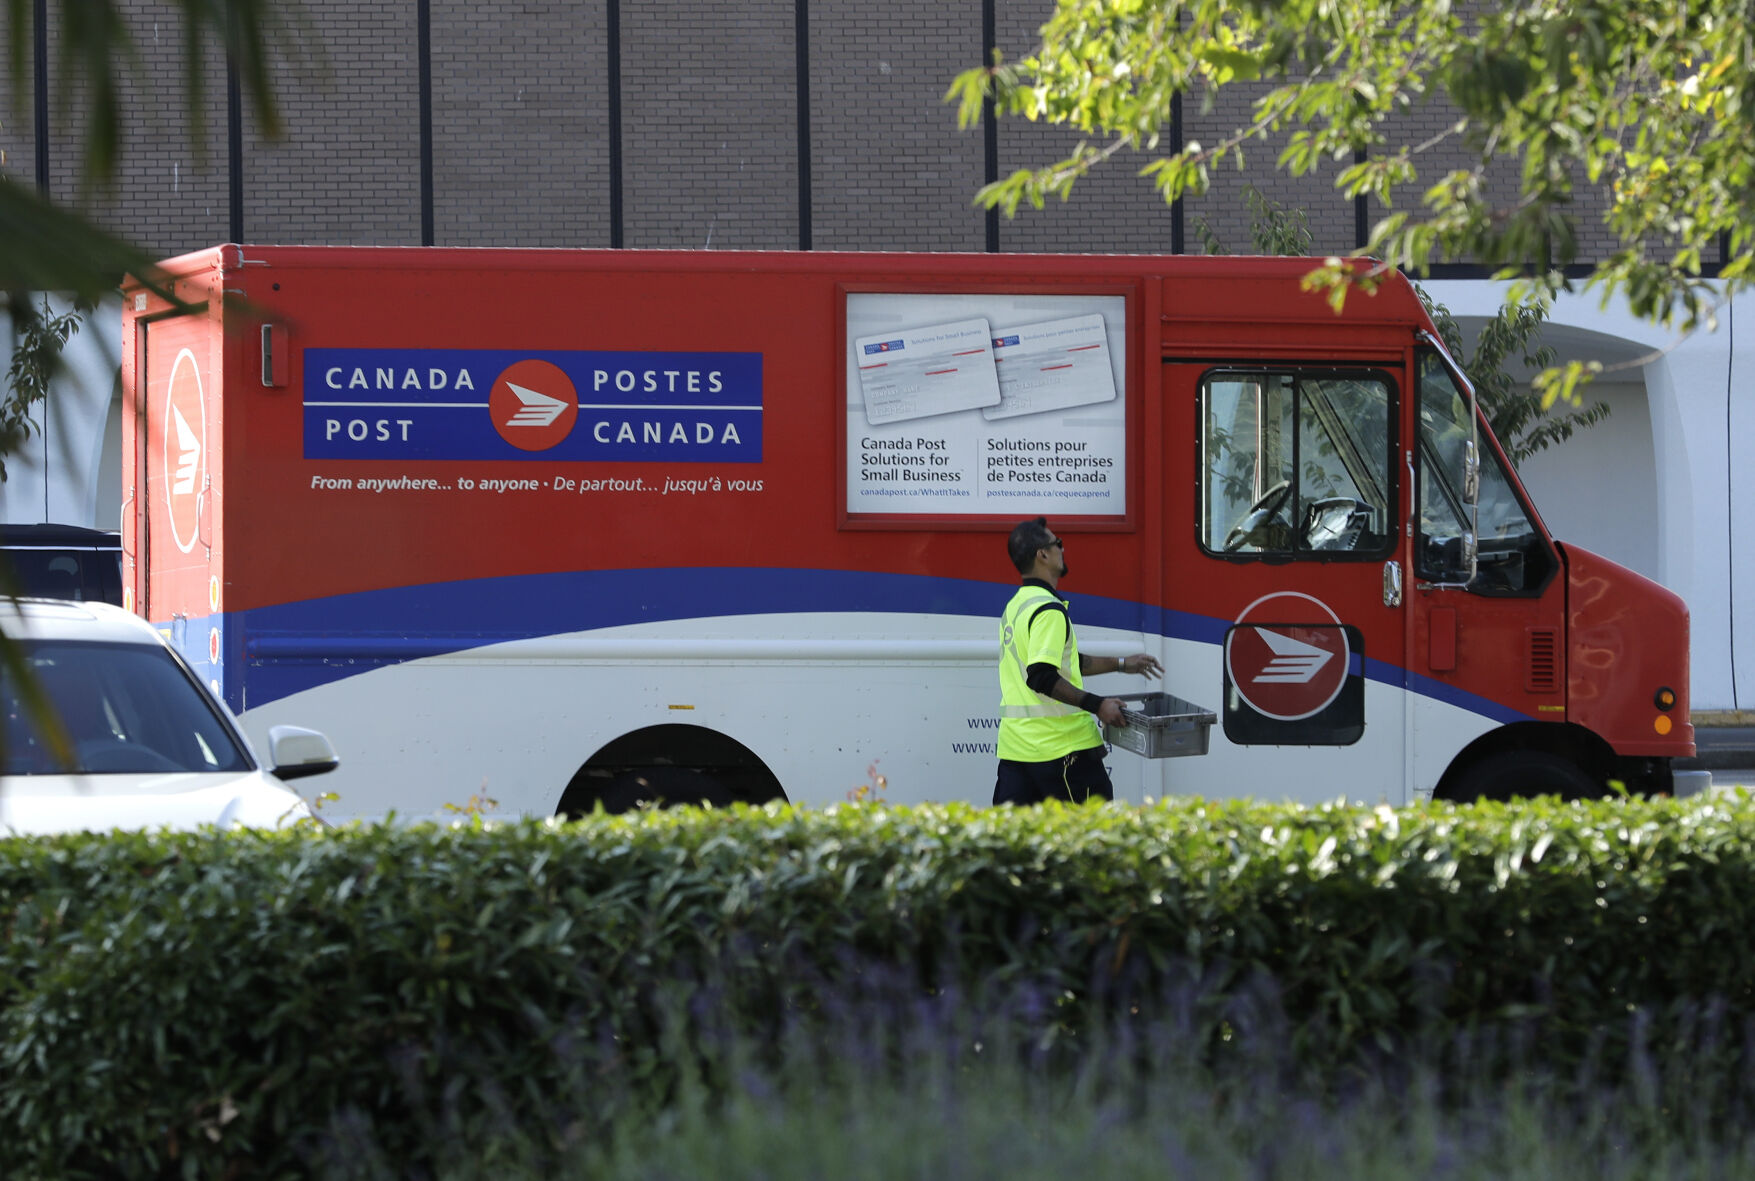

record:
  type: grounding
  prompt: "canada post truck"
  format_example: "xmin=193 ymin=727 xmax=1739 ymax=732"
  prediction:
xmin=118 ymin=246 xmax=1704 ymax=821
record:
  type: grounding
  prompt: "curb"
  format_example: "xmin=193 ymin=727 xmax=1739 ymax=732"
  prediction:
xmin=1694 ymin=710 xmax=1755 ymax=728
xmin=1693 ymin=729 xmax=1755 ymax=769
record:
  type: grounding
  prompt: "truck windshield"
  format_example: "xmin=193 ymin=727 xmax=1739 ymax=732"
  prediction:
xmin=1415 ymin=350 xmax=1555 ymax=594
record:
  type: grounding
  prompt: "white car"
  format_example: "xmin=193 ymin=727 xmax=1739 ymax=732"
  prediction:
xmin=0 ymin=598 xmax=338 ymax=835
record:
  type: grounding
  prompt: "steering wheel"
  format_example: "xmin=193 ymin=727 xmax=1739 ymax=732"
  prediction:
xmin=1223 ymin=481 xmax=1293 ymax=551
xmin=75 ymin=740 xmax=185 ymax=774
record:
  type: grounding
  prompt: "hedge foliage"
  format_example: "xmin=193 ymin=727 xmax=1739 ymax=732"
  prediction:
xmin=4 ymin=793 xmax=1755 ymax=1178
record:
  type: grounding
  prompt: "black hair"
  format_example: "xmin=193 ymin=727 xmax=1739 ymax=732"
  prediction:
xmin=1007 ymin=517 xmax=1054 ymax=573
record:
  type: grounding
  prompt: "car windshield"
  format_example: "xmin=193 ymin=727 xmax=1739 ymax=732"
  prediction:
xmin=2 ymin=640 xmax=252 ymax=775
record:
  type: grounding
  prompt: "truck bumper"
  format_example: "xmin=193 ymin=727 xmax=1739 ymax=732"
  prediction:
xmin=1672 ymin=766 xmax=1714 ymax=798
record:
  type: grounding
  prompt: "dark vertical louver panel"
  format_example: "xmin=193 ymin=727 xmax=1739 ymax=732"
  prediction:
xmin=1526 ymin=627 xmax=1560 ymax=694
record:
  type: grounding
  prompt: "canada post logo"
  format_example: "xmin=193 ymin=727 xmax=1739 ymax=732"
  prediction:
xmin=162 ymin=347 xmax=206 ymax=553
xmin=1224 ymin=592 xmax=1351 ymax=721
xmin=489 ymin=359 xmax=578 ymax=451
xmin=303 ymin=347 xmax=763 ymax=462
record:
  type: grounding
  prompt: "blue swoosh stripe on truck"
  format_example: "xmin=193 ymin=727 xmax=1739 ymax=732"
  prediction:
xmin=209 ymin=566 xmax=1522 ymax=725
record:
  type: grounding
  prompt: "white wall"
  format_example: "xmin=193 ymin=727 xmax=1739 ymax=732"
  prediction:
xmin=0 ymin=297 xmax=123 ymax=529
xmin=1515 ymin=380 xmax=1659 ymax=581
xmin=1726 ymin=297 xmax=1753 ymax=713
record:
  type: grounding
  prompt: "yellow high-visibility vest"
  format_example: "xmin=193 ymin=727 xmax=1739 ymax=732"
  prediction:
xmin=997 ymin=584 xmax=1101 ymax=761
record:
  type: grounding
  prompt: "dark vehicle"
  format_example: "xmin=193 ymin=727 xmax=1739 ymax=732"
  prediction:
xmin=0 ymin=524 xmax=123 ymax=605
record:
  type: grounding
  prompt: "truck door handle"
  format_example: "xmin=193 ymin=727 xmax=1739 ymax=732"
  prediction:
xmin=1383 ymin=560 xmax=1403 ymax=607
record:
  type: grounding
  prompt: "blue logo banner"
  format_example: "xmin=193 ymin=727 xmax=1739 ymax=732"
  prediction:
xmin=303 ymin=348 xmax=763 ymax=462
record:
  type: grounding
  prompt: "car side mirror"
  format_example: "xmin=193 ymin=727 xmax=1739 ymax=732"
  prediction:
xmin=267 ymin=724 xmax=339 ymax=781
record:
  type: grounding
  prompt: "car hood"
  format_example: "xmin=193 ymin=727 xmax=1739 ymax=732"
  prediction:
xmin=0 ymin=770 xmax=315 ymax=836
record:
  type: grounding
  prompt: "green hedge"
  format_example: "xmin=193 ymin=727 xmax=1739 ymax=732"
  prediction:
xmin=4 ymin=794 xmax=1755 ymax=1179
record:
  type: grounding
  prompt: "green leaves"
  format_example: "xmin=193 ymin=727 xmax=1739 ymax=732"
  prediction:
xmin=4 ymin=795 xmax=1755 ymax=1176
xmin=954 ymin=0 xmax=1755 ymax=335
xmin=1418 ymin=279 xmax=1613 ymax=463
xmin=0 ymin=295 xmax=84 ymax=485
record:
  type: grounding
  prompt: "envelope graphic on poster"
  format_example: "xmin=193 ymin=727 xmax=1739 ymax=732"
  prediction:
xmin=984 ymin=314 xmax=1118 ymax=421
xmin=854 ymin=318 xmax=1001 ymax=425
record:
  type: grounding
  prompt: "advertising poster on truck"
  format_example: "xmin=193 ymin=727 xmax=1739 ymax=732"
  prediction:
xmin=118 ymin=247 xmax=1703 ymax=824
xmin=845 ymin=293 xmax=1126 ymax=518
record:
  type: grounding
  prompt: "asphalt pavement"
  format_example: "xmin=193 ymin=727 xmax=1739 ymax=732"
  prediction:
xmin=1693 ymin=724 xmax=1755 ymax=769
xmin=1692 ymin=722 xmax=1755 ymax=792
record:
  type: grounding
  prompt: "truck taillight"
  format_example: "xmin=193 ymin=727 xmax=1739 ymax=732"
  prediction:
xmin=1653 ymin=685 xmax=1678 ymax=735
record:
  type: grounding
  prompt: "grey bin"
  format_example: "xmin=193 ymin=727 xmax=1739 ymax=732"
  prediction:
xmin=1103 ymin=692 xmax=1217 ymax=758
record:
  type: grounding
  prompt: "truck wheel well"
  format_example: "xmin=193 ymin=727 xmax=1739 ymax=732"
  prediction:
xmin=555 ymin=724 xmax=788 ymax=817
xmin=1433 ymin=722 xmax=1618 ymax=803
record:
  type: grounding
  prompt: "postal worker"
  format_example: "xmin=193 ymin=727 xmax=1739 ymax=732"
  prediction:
xmin=994 ymin=517 xmax=1163 ymax=805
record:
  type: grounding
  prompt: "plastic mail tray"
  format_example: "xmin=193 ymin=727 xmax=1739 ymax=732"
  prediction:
xmin=1103 ymin=692 xmax=1216 ymax=759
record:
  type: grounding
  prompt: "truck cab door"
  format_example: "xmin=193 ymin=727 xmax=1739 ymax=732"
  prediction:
xmin=1164 ymin=362 xmax=1409 ymax=803
xmin=1407 ymin=348 xmax=1567 ymax=794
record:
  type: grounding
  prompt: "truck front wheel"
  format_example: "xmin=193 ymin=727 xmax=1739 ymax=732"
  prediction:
xmin=1450 ymin=750 xmax=1601 ymax=803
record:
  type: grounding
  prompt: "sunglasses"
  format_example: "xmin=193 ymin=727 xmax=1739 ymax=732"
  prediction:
xmin=1043 ymin=539 xmax=1064 ymax=550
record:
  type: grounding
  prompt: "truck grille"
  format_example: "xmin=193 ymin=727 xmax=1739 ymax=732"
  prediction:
xmin=1526 ymin=627 xmax=1559 ymax=694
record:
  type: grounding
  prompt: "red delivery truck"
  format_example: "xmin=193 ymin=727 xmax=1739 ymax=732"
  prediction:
xmin=119 ymin=246 xmax=1704 ymax=821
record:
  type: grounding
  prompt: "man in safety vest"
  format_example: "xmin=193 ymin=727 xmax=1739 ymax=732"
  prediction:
xmin=995 ymin=517 xmax=1163 ymax=805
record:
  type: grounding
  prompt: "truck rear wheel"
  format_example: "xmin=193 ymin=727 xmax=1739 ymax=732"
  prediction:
xmin=1451 ymin=750 xmax=1601 ymax=802
xmin=588 ymin=766 xmax=737 ymax=813
xmin=556 ymin=724 xmax=786 ymax=817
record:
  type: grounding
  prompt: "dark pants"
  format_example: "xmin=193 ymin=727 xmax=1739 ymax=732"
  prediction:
xmin=993 ymin=746 xmax=1114 ymax=805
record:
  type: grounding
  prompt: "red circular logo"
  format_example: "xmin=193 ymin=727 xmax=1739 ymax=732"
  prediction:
xmin=162 ymin=348 xmax=206 ymax=554
xmin=489 ymin=360 xmax=578 ymax=451
xmin=1224 ymin=592 xmax=1351 ymax=721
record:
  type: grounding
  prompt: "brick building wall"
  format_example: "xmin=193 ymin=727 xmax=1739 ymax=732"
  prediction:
xmin=0 ymin=2 xmax=231 ymax=260
xmin=246 ymin=1 xmax=424 ymax=246
xmin=430 ymin=1 xmax=610 ymax=248
xmin=1180 ymin=79 xmax=1357 ymax=257
xmin=809 ymin=1 xmax=986 ymax=252
xmin=0 ymin=0 xmax=1695 ymax=266
xmin=993 ymin=0 xmax=1178 ymax=255
xmin=624 ymin=0 xmax=798 ymax=250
